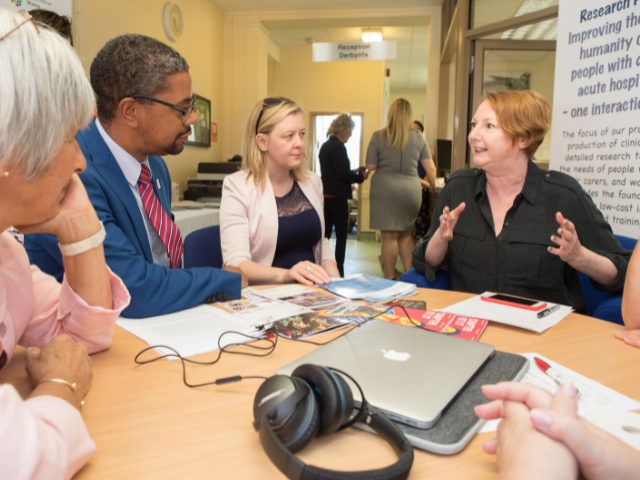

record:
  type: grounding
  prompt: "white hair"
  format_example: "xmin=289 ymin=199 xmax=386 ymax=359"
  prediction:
xmin=0 ymin=8 xmax=94 ymax=180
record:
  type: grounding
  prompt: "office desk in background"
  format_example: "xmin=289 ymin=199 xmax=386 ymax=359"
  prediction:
xmin=172 ymin=203 xmax=220 ymax=239
xmin=1 ymin=289 xmax=638 ymax=479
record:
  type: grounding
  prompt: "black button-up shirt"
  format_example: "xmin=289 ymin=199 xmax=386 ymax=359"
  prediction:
xmin=412 ymin=161 xmax=631 ymax=313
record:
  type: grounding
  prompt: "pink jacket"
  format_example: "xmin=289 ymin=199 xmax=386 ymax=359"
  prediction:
xmin=0 ymin=232 xmax=130 ymax=480
xmin=220 ymin=170 xmax=335 ymax=268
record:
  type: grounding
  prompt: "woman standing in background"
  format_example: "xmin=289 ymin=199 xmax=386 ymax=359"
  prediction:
xmin=366 ymin=99 xmax=436 ymax=279
xmin=319 ymin=113 xmax=368 ymax=277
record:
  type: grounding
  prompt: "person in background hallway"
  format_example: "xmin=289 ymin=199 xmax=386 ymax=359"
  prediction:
xmin=617 ymin=238 xmax=640 ymax=348
xmin=412 ymin=120 xmax=437 ymax=241
xmin=412 ymin=89 xmax=629 ymax=313
xmin=366 ymin=99 xmax=436 ymax=279
xmin=24 ymin=34 xmax=246 ymax=318
xmin=29 ymin=9 xmax=72 ymax=44
xmin=221 ymin=97 xmax=339 ymax=286
xmin=0 ymin=8 xmax=130 ymax=478
xmin=319 ymin=113 xmax=369 ymax=277
xmin=475 ymin=382 xmax=640 ymax=479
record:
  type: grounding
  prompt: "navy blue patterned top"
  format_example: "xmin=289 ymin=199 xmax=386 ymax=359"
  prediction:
xmin=272 ymin=182 xmax=322 ymax=269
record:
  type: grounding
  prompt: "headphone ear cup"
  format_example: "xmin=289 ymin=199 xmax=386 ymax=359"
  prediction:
xmin=279 ymin=377 xmax=321 ymax=453
xmin=292 ymin=364 xmax=353 ymax=436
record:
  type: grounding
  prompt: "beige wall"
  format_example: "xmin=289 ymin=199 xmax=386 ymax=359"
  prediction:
xmin=271 ymin=45 xmax=385 ymax=232
xmin=74 ymin=0 xmax=225 ymax=195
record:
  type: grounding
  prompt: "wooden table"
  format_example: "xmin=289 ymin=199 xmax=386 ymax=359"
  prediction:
xmin=2 ymin=289 xmax=639 ymax=479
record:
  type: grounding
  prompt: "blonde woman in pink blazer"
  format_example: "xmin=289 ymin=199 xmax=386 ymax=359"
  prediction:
xmin=221 ymin=97 xmax=339 ymax=285
xmin=0 ymin=9 xmax=130 ymax=480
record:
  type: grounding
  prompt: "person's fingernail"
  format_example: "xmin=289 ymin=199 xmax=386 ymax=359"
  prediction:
xmin=558 ymin=383 xmax=577 ymax=398
xmin=614 ymin=330 xmax=622 ymax=336
xmin=551 ymin=236 xmax=555 ymax=241
xmin=531 ymin=408 xmax=553 ymax=428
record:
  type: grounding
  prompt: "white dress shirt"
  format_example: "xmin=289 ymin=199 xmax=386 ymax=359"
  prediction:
xmin=95 ymin=119 xmax=170 ymax=267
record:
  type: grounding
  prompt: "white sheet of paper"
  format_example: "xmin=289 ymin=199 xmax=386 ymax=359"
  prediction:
xmin=116 ymin=305 xmax=259 ymax=359
xmin=478 ymin=353 xmax=640 ymax=433
xmin=439 ymin=293 xmax=572 ymax=333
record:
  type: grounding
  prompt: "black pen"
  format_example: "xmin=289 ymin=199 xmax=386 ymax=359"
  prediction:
xmin=537 ymin=304 xmax=561 ymax=318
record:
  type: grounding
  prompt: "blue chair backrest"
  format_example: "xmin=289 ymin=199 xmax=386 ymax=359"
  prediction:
xmin=183 ymin=225 xmax=223 ymax=269
xmin=579 ymin=234 xmax=637 ymax=316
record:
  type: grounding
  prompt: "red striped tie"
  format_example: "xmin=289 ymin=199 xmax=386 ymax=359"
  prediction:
xmin=137 ymin=164 xmax=183 ymax=268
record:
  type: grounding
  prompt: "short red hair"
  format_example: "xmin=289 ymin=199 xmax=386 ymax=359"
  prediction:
xmin=482 ymin=90 xmax=551 ymax=159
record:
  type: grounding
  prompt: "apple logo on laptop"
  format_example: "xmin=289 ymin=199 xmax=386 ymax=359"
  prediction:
xmin=382 ymin=349 xmax=411 ymax=361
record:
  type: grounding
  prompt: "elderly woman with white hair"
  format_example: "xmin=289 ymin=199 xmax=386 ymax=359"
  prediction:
xmin=319 ymin=113 xmax=369 ymax=277
xmin=0 ymin=8 xmax=130 ymax=479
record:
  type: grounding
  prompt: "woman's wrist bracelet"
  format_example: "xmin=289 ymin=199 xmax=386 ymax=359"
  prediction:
xmin=58 ymin=222 xmax=106 ymax=256
xmin=40 ymin=378 xmax=77 ymax=392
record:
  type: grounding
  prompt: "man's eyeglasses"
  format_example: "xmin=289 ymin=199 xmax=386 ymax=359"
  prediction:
xmin=130 ymin=94 xmax=196 ymax=123
xmin=255 ymin=97 xmax=294 ymax=136
xmin=0 ymin=12 xmax=40 ymax=43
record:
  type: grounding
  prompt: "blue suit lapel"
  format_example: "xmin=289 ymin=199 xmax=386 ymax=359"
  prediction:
xmin=78 ymin=120 xmax=154 ymax=263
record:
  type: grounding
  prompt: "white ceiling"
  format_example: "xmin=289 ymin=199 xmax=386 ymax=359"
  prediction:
xmin=211 ymin=0 xmax=443 ymax=12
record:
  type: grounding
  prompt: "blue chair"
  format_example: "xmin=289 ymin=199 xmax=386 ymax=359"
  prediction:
xmin=399 ymin=267 xmax=451 ymax=290
xmin=183 ymin=225 xmax=223 ymax=269
xmin=579 ymin=234 xmax=636 ymax=325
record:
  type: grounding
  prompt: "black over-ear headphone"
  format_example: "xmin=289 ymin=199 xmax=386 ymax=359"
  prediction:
xmin=253 ymin=364 xmax=414 ymax=480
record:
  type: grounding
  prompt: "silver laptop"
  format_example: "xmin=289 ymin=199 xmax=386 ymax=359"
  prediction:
xmin=276 ymin=320 xmax=495 ymax=429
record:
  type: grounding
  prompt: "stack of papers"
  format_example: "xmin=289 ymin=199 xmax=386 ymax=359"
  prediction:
xmin=273 ymin=312 xmax=351 ymax=340
xmin=319 ymin=274 xmax=417 ymax=303
xmin=218 ymin=288 xmax=313 ymax=328
xmin=319 ymin=301 xmax=391 ymax=325
xmin=252 ymin=285 xmax=347 ymax=310
xmin=480 ymin=353 xmax=640 ymax=433
xmin=439 ymin=292 xmax=573 ymax=333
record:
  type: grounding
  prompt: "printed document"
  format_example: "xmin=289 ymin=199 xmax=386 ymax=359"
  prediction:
xmin=479 ymin=353 xmax=640 ymax=433
xmin=439 ymin=292 xmax=572 ymax=333
xmin=116 ymin=305 xmax=259 ymax=359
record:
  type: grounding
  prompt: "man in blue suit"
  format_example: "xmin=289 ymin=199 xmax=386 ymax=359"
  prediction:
xmin=25 ymin=34 xmax=246 ymax=318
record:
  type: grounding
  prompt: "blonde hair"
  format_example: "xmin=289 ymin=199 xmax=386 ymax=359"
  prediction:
xmin=482 ymin=90 xmax=551 ymax=159
xmin=327 ymin=113 xmax=355 ymax=138
xmin=241 ymin=97 xmax=310 ymax=190
xmin=380 ymin=98 xmax=413 ymax=151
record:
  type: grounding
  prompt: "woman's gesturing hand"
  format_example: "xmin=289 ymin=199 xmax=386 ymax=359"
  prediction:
xmin=548 ymin=212 xmax=583 ymax=264
xmin=438 ymin=203 xmax=466 ymax=241
xmin=288 ymin=261 xmax=331 ymax=286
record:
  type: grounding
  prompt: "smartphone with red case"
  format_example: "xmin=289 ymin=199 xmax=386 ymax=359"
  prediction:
xmin=480 ymin=293 xmax=547 ymax=311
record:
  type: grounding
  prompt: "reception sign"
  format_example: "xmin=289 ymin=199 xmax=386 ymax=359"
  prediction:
xmin=313 ymin=41 xmax=397 ymax=62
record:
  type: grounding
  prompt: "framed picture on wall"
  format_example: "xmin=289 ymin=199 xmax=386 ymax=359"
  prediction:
xmin=186 ymin=94 xmax=211 ymax=147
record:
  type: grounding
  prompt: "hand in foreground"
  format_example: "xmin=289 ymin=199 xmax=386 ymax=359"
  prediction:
xmin=223 ymin=265 xmax=249 ymax=288
xmin=476 ymin=382 xmax=640 ymax=480
xmin=362 ymin=171 xmax=370 ymax=181
xmin=15 ymin=174 xmax=101 ymax=244
xmin=289 ymin=261 xmax=331 ymax=286
xmin=26 ymin=334 xmax=93 ymax=409
xmin=475 ymin=382 xmax=577 ymax=480
xmin=548 ymin=212 xmax=583 ymax=264
xmin=614 ymin=329 xmax=640 ymax=348
xmin=437 ymin=203 xmax=466 ymax=241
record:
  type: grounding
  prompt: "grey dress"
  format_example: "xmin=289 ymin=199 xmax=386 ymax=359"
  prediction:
xmin=366 ymin=129 xmax=431 ymax=231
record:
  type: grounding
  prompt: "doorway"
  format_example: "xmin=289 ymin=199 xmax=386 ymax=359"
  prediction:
xmin=309 ymin=112 xmax=365 ymax=239
xmin=471 ymin=40 xmax=556 ymax=168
